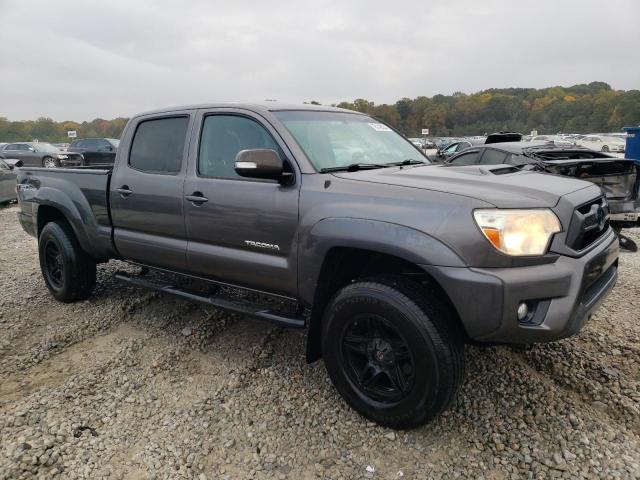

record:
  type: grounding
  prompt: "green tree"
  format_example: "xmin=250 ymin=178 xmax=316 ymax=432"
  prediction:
xmin=2 ymin=83 xmax=639 ymax=143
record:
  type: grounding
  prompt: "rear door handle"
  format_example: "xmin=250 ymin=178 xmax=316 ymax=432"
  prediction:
xmin=115 ymin=186 xmax=133 ymax=197
xmin=185 ymin=192 xmax=208 ymax=204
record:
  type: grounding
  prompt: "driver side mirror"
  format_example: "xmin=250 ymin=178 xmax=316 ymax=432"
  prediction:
xmin=235 ymin=149 xmax=290 ymax=183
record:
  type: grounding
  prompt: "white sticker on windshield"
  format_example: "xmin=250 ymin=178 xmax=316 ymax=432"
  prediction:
xmin=368 ymin=123 xmax=392 ymax=132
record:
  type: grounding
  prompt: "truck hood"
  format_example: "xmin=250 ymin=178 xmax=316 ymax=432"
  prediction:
xmin=333 ymin=164 xmax=595 ymax=208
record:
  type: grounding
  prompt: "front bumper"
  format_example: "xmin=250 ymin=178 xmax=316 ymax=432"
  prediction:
xmin=59 ymin=159 xmax=84 ymax=167
xmin=423 ymin=228 xmax=619 ymax=343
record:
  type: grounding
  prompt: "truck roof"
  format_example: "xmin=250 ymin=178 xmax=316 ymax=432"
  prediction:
xmin=134 ymin=102 xmax=360 ymax=118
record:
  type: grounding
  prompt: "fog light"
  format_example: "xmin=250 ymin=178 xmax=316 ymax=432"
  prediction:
xmin=517 ymin=302 xmax=529 ymax=321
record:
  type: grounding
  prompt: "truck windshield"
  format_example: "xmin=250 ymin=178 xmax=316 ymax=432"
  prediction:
xmin=274 ymin=111 xmax=428 ymax=171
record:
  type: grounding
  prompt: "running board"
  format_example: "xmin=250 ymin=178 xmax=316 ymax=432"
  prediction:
xmin=115 ymin=272 xmax=306 ymax=329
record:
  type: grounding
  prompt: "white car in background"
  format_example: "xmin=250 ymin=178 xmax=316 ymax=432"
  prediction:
xmin=578 ymin=135 xmax=626 ymax=153
xmin=529 ymin=135 xmax=575 ymax=147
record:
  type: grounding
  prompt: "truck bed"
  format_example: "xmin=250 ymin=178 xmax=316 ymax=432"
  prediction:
xmin=16 ymin=166 xmax=116 ymax=260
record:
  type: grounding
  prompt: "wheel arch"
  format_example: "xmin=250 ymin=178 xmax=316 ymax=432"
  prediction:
xmin=34 ymin=193 xmax=104 ymax=259
xmin=301 ymin=218 xmax=468 ymax=363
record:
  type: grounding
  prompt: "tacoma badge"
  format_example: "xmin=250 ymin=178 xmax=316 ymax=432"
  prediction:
xmin=244 ymin=240 xmax=280 ymax=251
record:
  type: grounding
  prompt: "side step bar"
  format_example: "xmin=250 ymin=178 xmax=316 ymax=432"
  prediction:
xmin=115 ymin=272 xmax=306 ymax=329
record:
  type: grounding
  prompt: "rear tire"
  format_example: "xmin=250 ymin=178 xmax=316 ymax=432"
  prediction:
xmin=42 ymin=156 xmax=60 ymax=168
xmin=321 ymin=275 xmax=464 ymax=429
xmin=39 ymin=221 xmax=96 ymax=302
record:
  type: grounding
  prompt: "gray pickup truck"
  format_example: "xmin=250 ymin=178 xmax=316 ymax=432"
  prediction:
xmin=16 ymin=103 xmax=619 ymax=429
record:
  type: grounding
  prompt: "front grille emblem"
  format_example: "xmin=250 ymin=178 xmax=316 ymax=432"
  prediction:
xmin=596 ymin=206 xmax=606 ymax=231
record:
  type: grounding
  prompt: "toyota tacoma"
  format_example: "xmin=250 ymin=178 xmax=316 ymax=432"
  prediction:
xmin=15 ymin=103 xmax=619 ymax=429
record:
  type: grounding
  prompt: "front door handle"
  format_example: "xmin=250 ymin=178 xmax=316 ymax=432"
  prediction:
xmin=115 ymin=185 xmax=133 ymax=197
xmin=185 ymin=192 xmax=208 ymax=205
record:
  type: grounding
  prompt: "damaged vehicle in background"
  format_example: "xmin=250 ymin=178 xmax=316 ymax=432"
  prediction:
xmin=445 ymin=141 xmax=639 ymax=250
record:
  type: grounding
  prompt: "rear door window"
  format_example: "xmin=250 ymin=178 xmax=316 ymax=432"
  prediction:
xmin=480 ymin=149 xmax=510 ymax=165
xmin=129 ymin=117 xmax=189 ymax=174
xmin=448 ymin=151 xmax=480 ymax=165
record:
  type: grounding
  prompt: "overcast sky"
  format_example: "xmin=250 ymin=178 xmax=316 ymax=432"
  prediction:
xmin=0 ymin=0 xmax=638 ymax=121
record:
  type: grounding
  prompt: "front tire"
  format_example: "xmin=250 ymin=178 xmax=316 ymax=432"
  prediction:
xmin=321 ymin=276 xmax=464 ymax=429
xmin=42 ymin=156 xmax=60 ymax=168
xmin=601 ymin=145 xmax=610 ymax=152
xmin=39 ymin=221 xmax=97 ymax=302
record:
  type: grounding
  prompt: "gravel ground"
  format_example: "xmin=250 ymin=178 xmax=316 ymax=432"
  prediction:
xmin=0 ymin=203 xmax=639 ymax=480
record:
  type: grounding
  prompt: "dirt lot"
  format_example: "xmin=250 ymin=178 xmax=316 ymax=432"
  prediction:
xmin=0 ymin=203 xmax=639 ymax=480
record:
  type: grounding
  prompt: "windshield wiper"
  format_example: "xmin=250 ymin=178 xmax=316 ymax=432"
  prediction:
xmin=319 ymin=163 xmax=390 ymax=173
xmin=385 ymin=159 xmax=427 ymax=166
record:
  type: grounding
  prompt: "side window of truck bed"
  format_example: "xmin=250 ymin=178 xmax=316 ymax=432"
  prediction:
xmin=129 ymin=117 xmax=189 ymax=174
xmin=198 ymin=115 xmax=280 ymax=179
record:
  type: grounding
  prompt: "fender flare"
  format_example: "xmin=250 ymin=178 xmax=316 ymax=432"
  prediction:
xmin=34 ymin=187 xmax=109 ymax=259
xmin=298 ymin=217 xmax=466 ymax=306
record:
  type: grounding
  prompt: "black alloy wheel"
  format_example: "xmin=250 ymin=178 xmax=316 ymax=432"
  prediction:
xmin=341 ymin=314 xmax=415 ymax=403
xmin=43 ymin=239 xmax=64 ymax=288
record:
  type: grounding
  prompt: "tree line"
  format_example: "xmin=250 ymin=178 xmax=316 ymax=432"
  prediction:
xmin=335 ymin=82 xmax=640 ymax=137
xmin=0 ymin=117 xmax=128 ymax=143
xmin=1 ymin=82 xmax=639 ymax=142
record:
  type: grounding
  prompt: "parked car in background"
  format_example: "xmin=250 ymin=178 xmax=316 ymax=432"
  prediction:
xmin=434 ymin=137 xmax=464 ymax=149
xmin=578 ymin=135 xmax=625 ymax=153
xmin=422 ymin=138 xmax=436 ymax=149
xmin=53 ymin=143 xmax=70 ymax=151
xmin=432 ymin=133 xmax=512 ymax=161
xmin=432 ymin=140 xmax=474 ymax=160
xmin=484 ymin=132 xmax=523 ymax=144
xmin=408 ymin=138 xmax=436 ymax=150
xmin=529 ymin=135 xmax=575 ymax=147
xmin=597 ymin=132 xmax=628 ymax=139
xmin=0 ymin=158 xmax=20 ymax=204
xmin=0 ymin=142 xmax=83 ymax=168
xmin=444 ymin=141 xmax=639 ymax=250
xmin=68 ymin=138 xmax=119 ymax=165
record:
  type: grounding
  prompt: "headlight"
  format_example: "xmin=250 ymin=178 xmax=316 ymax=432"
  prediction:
xmin=473 ymin=209 xmax=561 ymax=256
xmin=57 ymin=154 xmax=68 ymax=159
